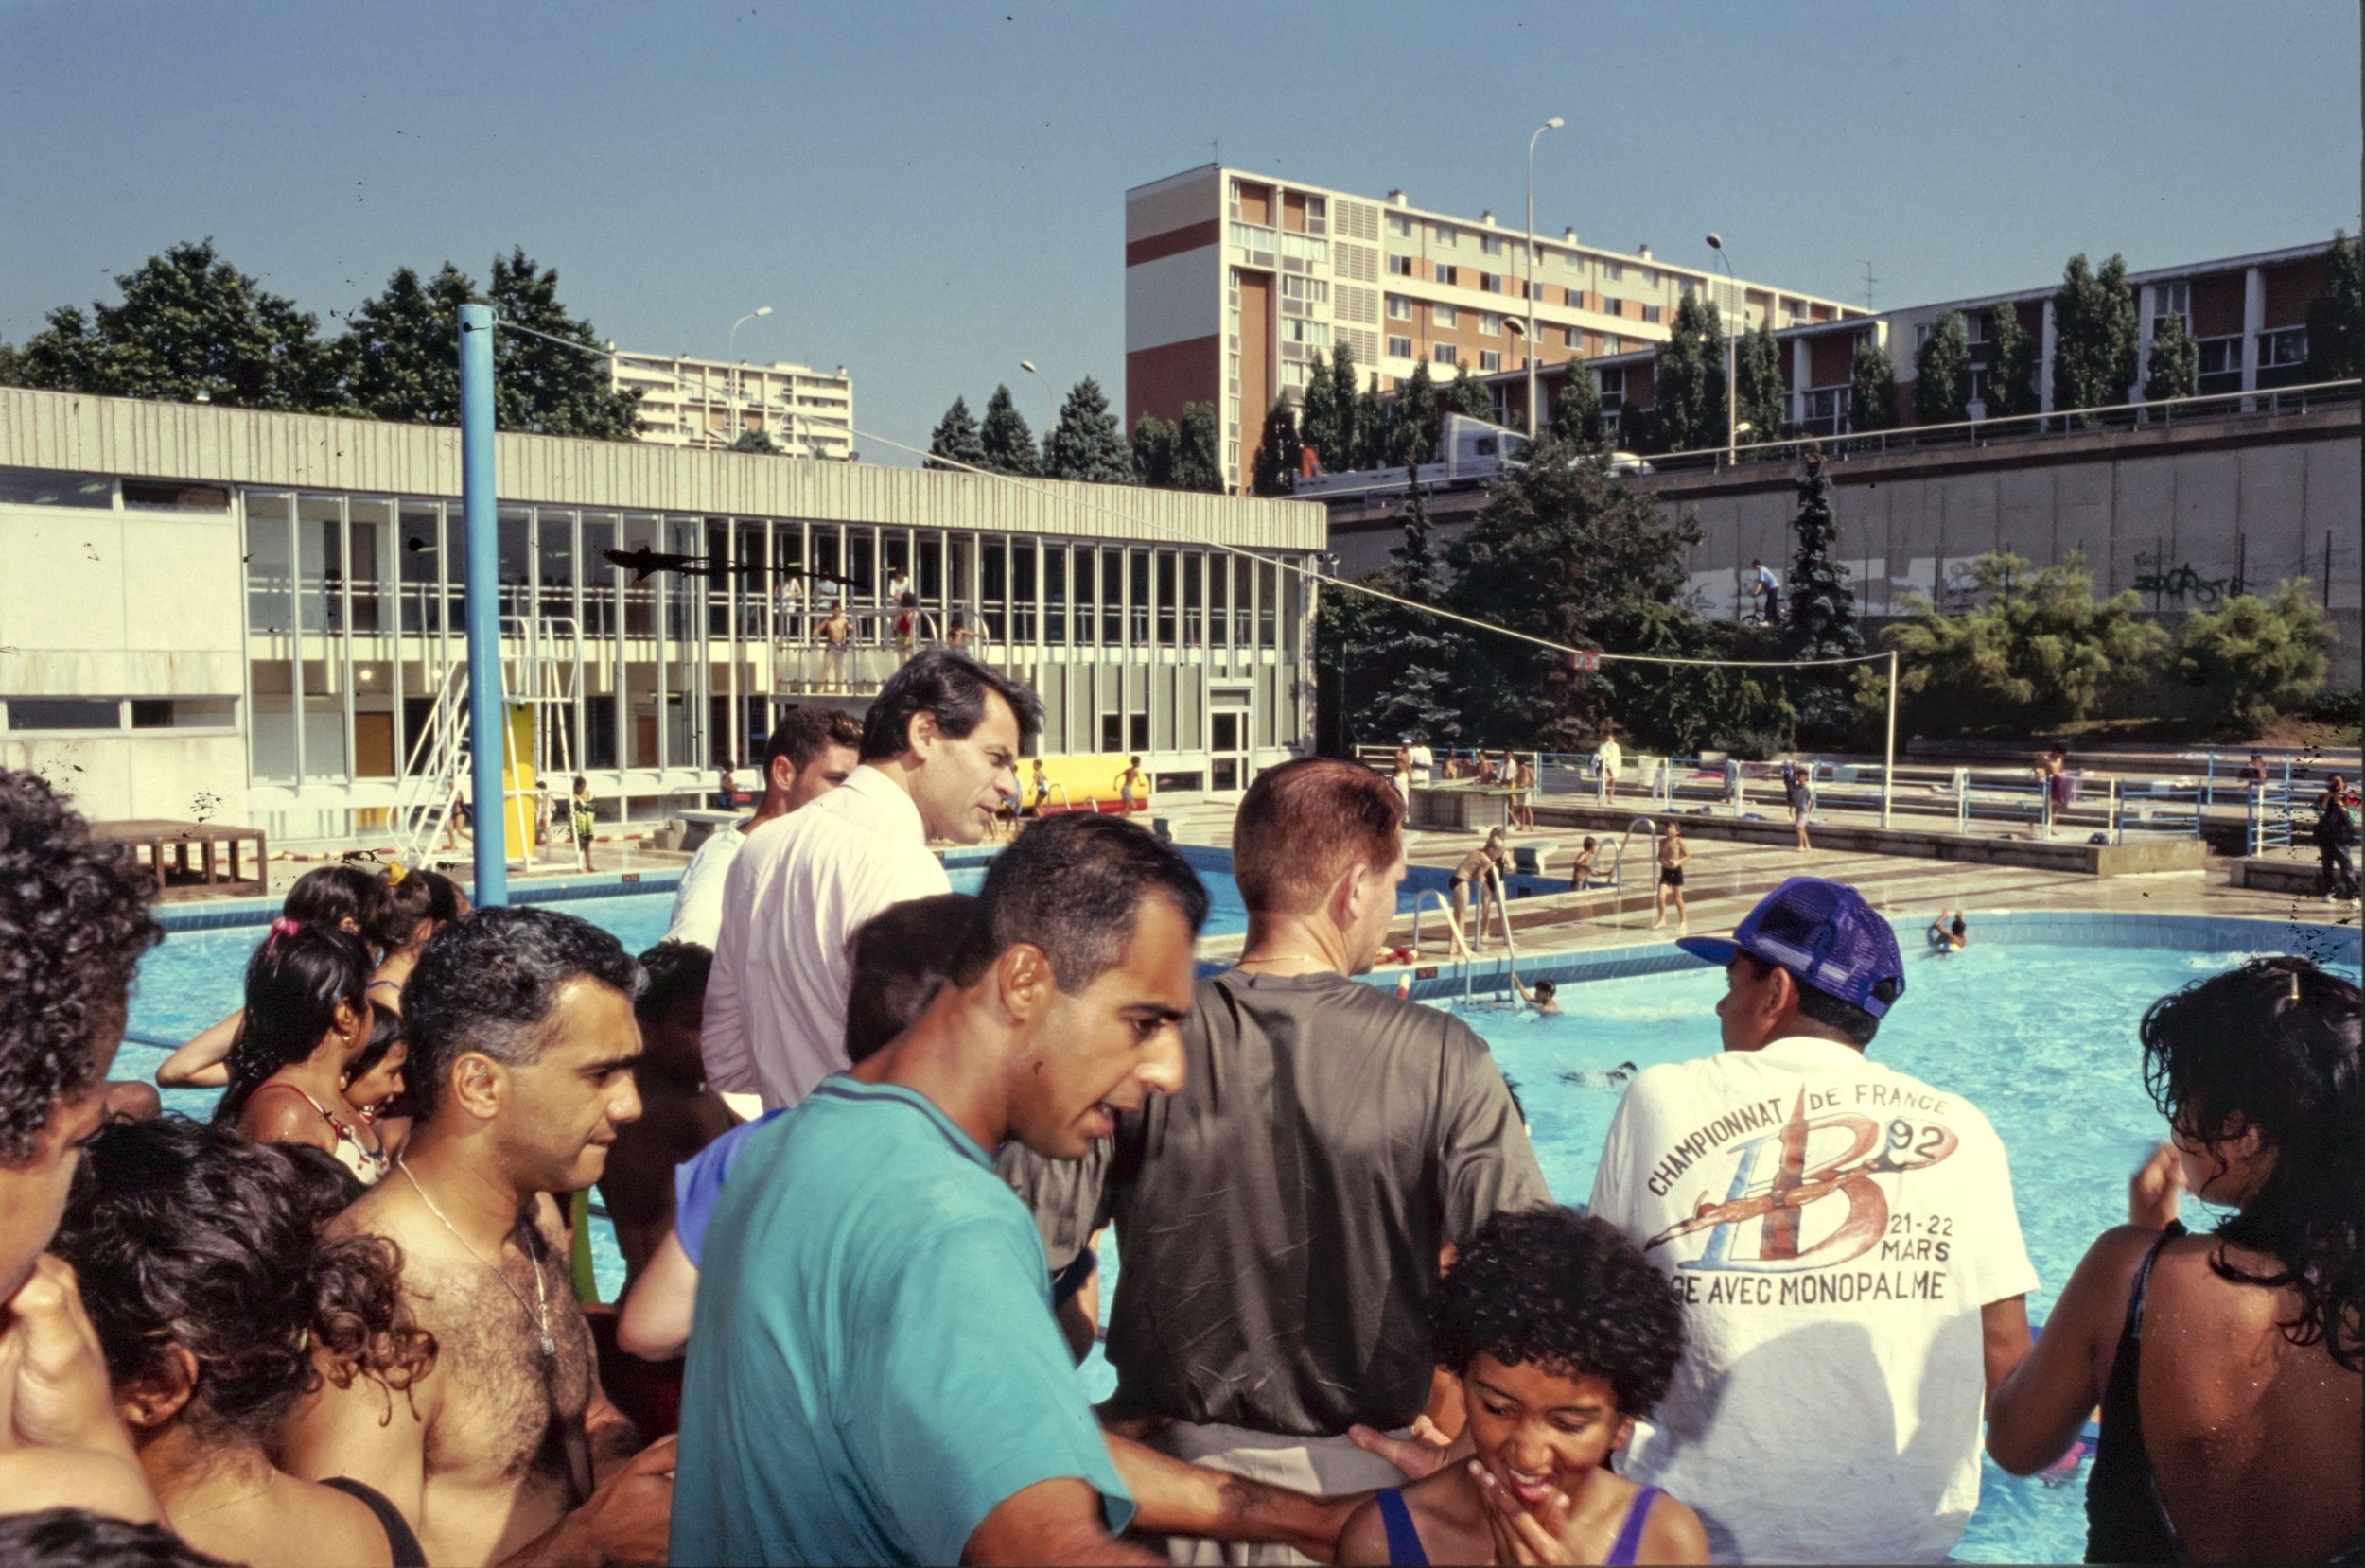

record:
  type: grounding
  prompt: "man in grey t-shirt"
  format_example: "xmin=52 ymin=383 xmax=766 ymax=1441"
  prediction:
xmin=1009 ymin=759 xmax=1548 ymax=1562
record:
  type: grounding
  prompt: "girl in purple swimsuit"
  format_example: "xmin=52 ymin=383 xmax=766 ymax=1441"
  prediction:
xmin=1339 ymin=1209 xmax=1708 ymax=1566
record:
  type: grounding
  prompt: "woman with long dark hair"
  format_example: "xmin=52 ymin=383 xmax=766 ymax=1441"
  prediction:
xmin=1988 ymin=955 xmax=2362 ymax=1562
xmin=156 ymin=864 xmax=386 ymax=1089
xmin=52 ymin=1116 xmax=436 ymax=1566
xmin=360 ymin=867 xmax=466 ymax=1017
xmin=215 ymin=921 xmax=388 ymax=1187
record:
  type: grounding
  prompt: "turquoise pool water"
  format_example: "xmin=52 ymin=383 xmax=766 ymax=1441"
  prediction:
xmin=1441 ymin=938 xmax=2361 ymax=1566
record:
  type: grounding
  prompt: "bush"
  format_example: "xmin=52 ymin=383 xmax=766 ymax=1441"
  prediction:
xmin=2174 ymin=581 xmax=2335 ymax=735
xmin=1859 ymin=552 xmax=2166 ymax=735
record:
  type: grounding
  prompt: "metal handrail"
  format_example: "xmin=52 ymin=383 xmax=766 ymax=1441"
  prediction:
xmin=1614 ymin=817 xmax=1657 ymax=931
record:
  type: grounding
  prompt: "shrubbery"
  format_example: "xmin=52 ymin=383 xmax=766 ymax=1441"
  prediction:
xmin=2174 ymin=581 xmax=2336 ymax=734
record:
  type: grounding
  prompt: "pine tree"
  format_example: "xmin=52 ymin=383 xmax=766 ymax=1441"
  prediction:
xmin=1130 ymin=412 xmax=1177 ymax=487
xmin=1326 ymin=343 xmax=1361 ymax=470
xmin=342 ymin=263 xmax=477 ymax=426
xmin=1355 ymin=373 xmax=1391 ymax=469
xmin=978 ymin=384 xmax=1039 ymax=475
xmin=1390 ymin=360 xmax=1439 ymax=465
xmin=1251 ymin=398 xmax=1302 ymax=496
xmin=2305 ymin=230 xmax=2363 ymax=381
xmin=1985 ymin=300 xmax=2039 ymax=417
xmin=1548 ymin=363 xmax=1601 ymax=444
xmin=1735 ymin=318 xmax=1785 ymax=447
xmin=1042 ymin=375 xmax=1134 ymax=483
xmin=1848 ymin=336 xmax=1899 ymax=431
xmin=1913 ymin=310 xmax=1972 ymax=427
xmin=1653 ymin=291 xmax=1727 ymax=452
xmin=1297 ymin=364 xmax=1341 ymax=474
xmin=1352 ymin=471 xmax=1467 ymax=743
xmin=2144 ymin=313 xmax=2199 ymax=403
xmin=1781 ymin=450 xmax=1865 ymax=738
xmin=728 ymin=427 xmax=780 ymax=453
xmin=929 ymin=395 xmax=989 ymax=468
xmin=1444 ymin=362 xmax=1493 ymax=420
xmin=15 ymin=238 xmax=346 ymax=411
xmin=480 ymin=250 xmax=643 ymax=439
xmin=1172 ymin=401 xmax=1225 ymax=492
xmin=2051 ymin=253 xmax=2140 ymax=416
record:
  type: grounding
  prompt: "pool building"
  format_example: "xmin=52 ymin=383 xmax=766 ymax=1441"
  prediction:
xmin=0 ymin=385 xmax=1325 ymax=843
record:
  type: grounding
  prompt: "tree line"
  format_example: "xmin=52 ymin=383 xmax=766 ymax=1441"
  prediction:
xmin=0 ymin=240 xmax=641 ymax=439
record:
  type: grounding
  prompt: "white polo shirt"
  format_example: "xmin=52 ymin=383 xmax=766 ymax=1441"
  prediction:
xmin=663 ymin=819 xmax=749 ymax=949
xmin=701 ymin=766 xmax=950 ymax=1110
xmin=1587 ymin=1036 xmax=2037 ymax=1565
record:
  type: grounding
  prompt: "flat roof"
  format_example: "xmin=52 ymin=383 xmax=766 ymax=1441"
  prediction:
xmin=0 ymin=387 xmax=1323 ymax=551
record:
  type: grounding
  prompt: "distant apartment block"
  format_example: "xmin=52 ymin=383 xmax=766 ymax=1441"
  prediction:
xmin=1498 ymin=240 xmax=2346 ymax=445
xmin=610 ymin=351 xmax=855 ymax=459
xmin=1124 ymin=163 xmax=1864 ymax=491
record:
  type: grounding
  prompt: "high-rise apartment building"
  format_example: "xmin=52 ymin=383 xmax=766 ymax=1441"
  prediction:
xmin=610 ymin=351 xmax=855 ymax=459
xmin=1125 ymin=163 xmax=1863 ymax=491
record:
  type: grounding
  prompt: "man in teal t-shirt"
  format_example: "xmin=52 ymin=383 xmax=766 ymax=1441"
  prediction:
xmin=674 ymin=814 xmax=1215 ymax=1565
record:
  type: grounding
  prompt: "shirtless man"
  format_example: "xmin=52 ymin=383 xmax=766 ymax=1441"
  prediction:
xmin=284 ymin=906 xmax=673 ymax=1566
xmin=818 ymin=602 xmax=852 ymax=693
xmin=1650 ymin=820 xmax=1690 ymax=932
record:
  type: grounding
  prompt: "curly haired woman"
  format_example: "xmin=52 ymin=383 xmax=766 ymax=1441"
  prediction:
xmin=1339 ymin=1208 xmax=1707 ymax=1565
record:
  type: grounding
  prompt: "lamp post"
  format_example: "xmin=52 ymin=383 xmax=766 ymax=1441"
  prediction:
xmin=724 ymin=306 xmax=773 ymax=443
xmin=1705 ymin=235 xmax=1738 ymax=464
xmin=1019 ymin=359 xmax=1060 ymax=428
xmin=1525 ymin=116 xmax=1565 ymax=441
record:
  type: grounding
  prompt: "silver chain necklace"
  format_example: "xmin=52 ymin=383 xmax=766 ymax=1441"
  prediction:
xmin=396 ymin=1157 xmax=555 ymax=1358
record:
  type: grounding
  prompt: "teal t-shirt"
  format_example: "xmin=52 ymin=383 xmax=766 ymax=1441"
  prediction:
xmin=672 ymin=1078 xmax=1133 ymax=1566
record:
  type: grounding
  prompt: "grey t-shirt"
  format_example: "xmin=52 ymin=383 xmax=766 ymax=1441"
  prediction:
xmin=1009 ymin=969 xmax=1550 ymax=1436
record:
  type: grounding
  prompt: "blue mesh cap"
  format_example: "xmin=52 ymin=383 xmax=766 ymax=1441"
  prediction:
xmin=1674 ymin=877 xmax=1907 ymax=1018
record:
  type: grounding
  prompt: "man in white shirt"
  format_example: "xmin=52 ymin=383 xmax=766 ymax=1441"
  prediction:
xmin=1588 ymin=877 xmax=2036 ymax=1565
xmin=1407 ymin=739 xmax=1433 ymax=787
xmin=702 ymin=649 xmax=1041 ymax=1110
xmin=1596 ymin=730 xmax=1623 ymax=803
xmin=663 ymin=706 xmax=862 ymax=949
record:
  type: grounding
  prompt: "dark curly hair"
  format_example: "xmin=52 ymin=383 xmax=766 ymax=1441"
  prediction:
xmin=0 ymin=771 xmax=163 ymax=1165
xmin=1432 ymin=1207 xmax=1687 ymax=1420
xmin=363 ymin=866 xmax=465 ymax=954
xmin=634 ymin=938 xmax=712 ymax=1025
xmin=403 ymin=906 xmax=641 ymax=1120
xmin=2141 ymin=955 xmax=2363 ymax=1371
xmin=213 ymin=923 xmax=374 ymax=1125
xmin=52 ymin=1115 xmax=436 ymax=1445
xmin=281 ymin=863 xmax=381 ymax=940
xmin=0 ymin=1509 xmax=230 ymax=1568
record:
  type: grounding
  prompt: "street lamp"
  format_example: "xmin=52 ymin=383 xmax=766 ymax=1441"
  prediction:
xmin=1019 ymin=359 xmax=1060 ymax=430
xmin=1525 ymin=116 xmax=1565 ymax=441
xmin=725 ymin=306 xmax=774 ymax=443
xmin=1502 ymin=318 xmax=1528 ymax=429
xmin=1705 ymin=235 xmax=1738 ymax=464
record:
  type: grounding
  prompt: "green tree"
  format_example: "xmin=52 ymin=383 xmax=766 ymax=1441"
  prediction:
xmin=1848 ymin=335 xmax=1899 ymax=431
xmin=2304 ymin=230 xmax=2363 ymax=381
xmin=474 ymin=250 xmax=642 ymax=439
xmin=1354 ymin=372 xmax=1390 ymax=469
xmin=1390 ymin=360 xmax=1440 ymax=465
xmin=2143 ymin=312 xmax=2199 ymax=403
xmin=929 ymin=395 xmax=989 ymax=469
xmin=15 ymin=239 xmax=345 ymax=410
xmin=978 ymin=384 xmax=1039 ymax=475
xmin=0 ymin=340 xmax=24 ymax=387
xmin=1444 ymin=362 xmax=1493 ymax=421
xmin=1860 ymin=552 xmax=2168 ymax=735
xmin=1321 ymin=469 xmax=1469 ymax=746
xmin=1984 ymin=300 xmax=2039 ymax=417
xmin=342 ymin=263 xmax=476 ymax=426
xmin=1781 ymin=452 xmax=1866 ymax=739
xmin=1042 ymin=375 xmax=1134 ymax=484
xmin=1735 ymin=318 xmax=1785 ymax=447
xmin=1599 ymin=607 xmax=1796 ymax=758
xmin=2051 ymin=253 xmax=2140 ymax=416
xmin=1130 ymin=412 xmax=1177 ymax=487
xmin=1547 ymin=363 xmax=1601 ymax=444
xmin=1172 ymin=401 xmax=1225 ymax=492
xmin=1653 ymin=291 xmax=1726 ymax=451
xmin=1250 ymin=398 xmax=1302 ymax=496
xmin=2174 ymin=581 xmax=2334 ymax=735
xmin=1913 ymin=310 xmax=1972 ymax=426
xmin=1325 ymin=343 xmax=1362 ymax=471
xmin=1297 ymin=363 xmax=1342 ymax=474
xmin=728 ymin=427 xmax=780 ymax=453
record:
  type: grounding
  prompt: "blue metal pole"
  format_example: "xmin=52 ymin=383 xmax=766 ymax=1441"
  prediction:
xmin=459 ymin=303 xmax=508 ymax=905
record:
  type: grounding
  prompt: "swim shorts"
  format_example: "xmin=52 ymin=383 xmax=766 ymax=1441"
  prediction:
xmin=1659 ymin=866 xmax=1685 ymax=888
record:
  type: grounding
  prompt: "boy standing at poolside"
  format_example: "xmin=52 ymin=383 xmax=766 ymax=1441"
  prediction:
xmin=1589 ymin=878 xmax=2037 ymax=1563
xmin=1650 ymin=822 xmax=1689 ymax=932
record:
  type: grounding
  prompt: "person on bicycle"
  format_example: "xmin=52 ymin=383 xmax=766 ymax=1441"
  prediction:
xmin=1749 ymin=559 xmax=1781 ymax=623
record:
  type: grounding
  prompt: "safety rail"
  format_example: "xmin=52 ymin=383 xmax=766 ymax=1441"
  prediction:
xmin=1953 ymin=768 xmax=2052 ymax=837
xmin=2112 ymin=777 xmax=2206 ymax=843
xmin=1408 ymin=888 xmax=1474 ymax=964
xmin=1612 ymin=818 xmax=1656 ymax=931
xmin=2244 ymin=779 xmax=2306 ymax=857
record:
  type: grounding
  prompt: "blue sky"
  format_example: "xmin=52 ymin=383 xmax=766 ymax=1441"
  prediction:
xmin=3 ymin=0 xmax=2356 ymax=462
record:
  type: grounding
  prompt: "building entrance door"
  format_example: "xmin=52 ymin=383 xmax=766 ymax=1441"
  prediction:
xmin=1209 ymin=706 xmax=1249 ymax=794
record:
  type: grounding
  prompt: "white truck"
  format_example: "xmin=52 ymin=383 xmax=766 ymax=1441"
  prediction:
xmin=1292 ymin=413 xmax=1650 ymax=502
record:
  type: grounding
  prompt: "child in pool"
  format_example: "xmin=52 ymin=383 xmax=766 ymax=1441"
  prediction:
xmin=1569 ymin=837 xmax=1599 ymax=892
xmin=1340 ymin=1208 xmax=1707 ymax=1566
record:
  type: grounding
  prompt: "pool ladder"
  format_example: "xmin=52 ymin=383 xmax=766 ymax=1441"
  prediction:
xmin=1608 ymin=818 xmax=1657 ymax=932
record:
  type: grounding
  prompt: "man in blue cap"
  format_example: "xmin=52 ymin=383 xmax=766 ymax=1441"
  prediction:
xmin=1587 ymin=878 xmax=2037 ymax=1565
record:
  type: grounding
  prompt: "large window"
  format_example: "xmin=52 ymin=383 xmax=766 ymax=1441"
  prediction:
xmin=1130 ymin=551 xmax=1151 ymax=645
xmin=1432 ymin=343 xmax=1459 ymax=366
xmin=1156 ymin=551 xmax=1177 ymax=646
xmin=1387 ymin=335 xmax=1414 ymax=359
xmin=1281 ymin=318 xmax=1330 ymax=347
xmin=1480 ymin=351 xmax=1502 ymax=373
xmin=1388 ymin=255 xmax=1414 ymax=277
xmin=1281 ymin=275 xmax=1329 ymax=304
xmin=1101 ymin=549 xmax=1124 ymax=644
xmin=1278 ymin=232 xmax=1327 ymax=265
xmin=1433 ymin=303 xmax=1457 ymax=328
xmin=1386 ymin=295 xmax=1412 ymax=320
xmin=2260 ymin=327 xmax=2308 ymax=369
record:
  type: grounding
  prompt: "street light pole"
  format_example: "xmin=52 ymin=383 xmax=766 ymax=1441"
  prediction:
xmin=1525 ymin=116 xmax=1565 ymax=442
xmin=1706 ymin=236 xmax=1738 ymax=465
xmin=725 ymin=306 xmax=774 ymax=444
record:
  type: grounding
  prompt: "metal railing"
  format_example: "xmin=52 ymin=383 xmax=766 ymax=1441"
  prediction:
xmin=2113 ymin=777 xmax=2206 ymax=843
xmin=1633 ymin=378 xmax=2359 ymax=476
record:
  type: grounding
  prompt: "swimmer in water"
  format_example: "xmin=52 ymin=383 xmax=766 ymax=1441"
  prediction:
xmin=1927 ymin=910 xmax=1968 ymax=952
xmin=1514 ymin=977 xmax=1561 ymax=1015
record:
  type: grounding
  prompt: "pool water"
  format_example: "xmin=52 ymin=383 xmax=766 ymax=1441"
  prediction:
xmin=1444 ymin=940 xmax=2362 ymax=1566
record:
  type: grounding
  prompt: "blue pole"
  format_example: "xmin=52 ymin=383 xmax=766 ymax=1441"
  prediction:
xmin=459 ymin=303 xmax=508 ymax=906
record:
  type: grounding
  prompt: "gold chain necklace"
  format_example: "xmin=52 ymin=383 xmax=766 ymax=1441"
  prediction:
xmin=396 ymin=1157 xmax=555 ymax=1358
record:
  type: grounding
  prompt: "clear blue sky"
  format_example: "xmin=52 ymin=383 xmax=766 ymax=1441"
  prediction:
xmin=4 ymin=0 xmax=2356 ymax=462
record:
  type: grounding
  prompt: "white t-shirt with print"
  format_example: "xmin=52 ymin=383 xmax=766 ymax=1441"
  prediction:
xmin=1587 ymin=1036 xmax=2038 ymax=1566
